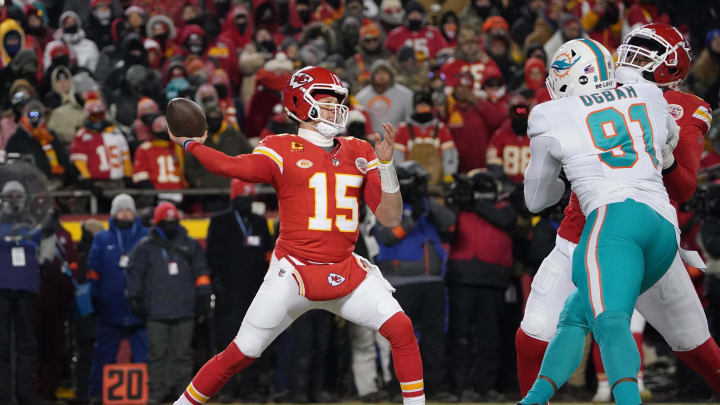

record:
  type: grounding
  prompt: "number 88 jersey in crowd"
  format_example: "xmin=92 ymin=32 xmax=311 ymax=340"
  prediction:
xmin=529 ymin=82 xmax=677 ymax=227
xmin=251 ymin=133 xmax=383 ymax=263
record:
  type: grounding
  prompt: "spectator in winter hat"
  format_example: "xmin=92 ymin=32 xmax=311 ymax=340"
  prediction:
xmin=439 ymin=11 xmax=460 ymax=47
xmin=143 ymin=38 xmax=163 ymax=69
xmin=221 ymin=4 xmax=254 ymax=50
xmin=85 ymin=193 xmax=148 ymax=400
xmin=344 ymin=21 xmax=391 ymax=91
xmin=356 ymin=59 xmax=414 ymax=135
xmin=24 ymin=4 xmax=53 ymax=51
xmin=45 ymin=66 xmax=85 ymax=150
xmin=146 ymin=14 xmax=180 ymax=58
xmin=378 ymin=0 xmax=404 ymax=31
xmin=54 ymin=11 xmax=99 ymax=72
xmin=0 ymin=18 xmax=27 ymax=68
xmin=522 ymin=57 xmax=546 ymax=92
xmin=124 ymin=6 xmax=146 ymax=36
xmin=132 ymin=97 xmax=160 ymax=145
xmin=87 ymin=0 xmax=114 ymax=50
xmin=126 ymin=200 xmax=210 ymax=405
xmin=543 ymin=13 xmax=586 ymax=60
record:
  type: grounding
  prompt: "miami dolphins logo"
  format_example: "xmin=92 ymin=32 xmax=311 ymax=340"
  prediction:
xmin=551 ymin=52 xmax=581 ymax=78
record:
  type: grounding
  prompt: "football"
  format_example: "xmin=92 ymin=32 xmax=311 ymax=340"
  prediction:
xmin=166 ymin=97 xmax=208 ymax=139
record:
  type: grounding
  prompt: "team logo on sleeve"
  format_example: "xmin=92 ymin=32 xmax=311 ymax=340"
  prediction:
xmin=668 ymin=104 xmax=684 ymax=120
xmin=328 ymin=273 xmax=346 ymax=287
xmin=289 ymin=72 xmax=314 ymax=89
xmin=355 ymin=158 xmax=368 ymax=174
xmin=551 ymin=53 xmax=580 ymax=78
xmin=296 ymin=159 xmax=314 ymax=168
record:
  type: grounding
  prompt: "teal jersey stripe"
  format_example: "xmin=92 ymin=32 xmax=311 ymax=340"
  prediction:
xmin=581 ymin=39 xmax=608 ymax=81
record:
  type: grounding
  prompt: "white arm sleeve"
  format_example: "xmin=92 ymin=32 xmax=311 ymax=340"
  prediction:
xmin=524 ymin=136 xmax=566 ymax=213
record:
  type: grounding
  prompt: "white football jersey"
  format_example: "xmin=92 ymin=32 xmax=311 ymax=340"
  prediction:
xmin=527 ymin=83 xmax=677 ymax=227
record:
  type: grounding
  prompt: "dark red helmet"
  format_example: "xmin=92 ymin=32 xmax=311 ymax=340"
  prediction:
xmin=283 ymin=66 xmax=349 ymax=128
xmin=616 ymin=23 xmax=691 ymax=88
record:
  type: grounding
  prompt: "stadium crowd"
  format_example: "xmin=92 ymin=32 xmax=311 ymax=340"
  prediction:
xmin=1 ymin=0 xmax=720 ymax=404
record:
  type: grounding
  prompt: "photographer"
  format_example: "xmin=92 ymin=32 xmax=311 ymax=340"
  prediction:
xmin=445 ymin=169 xmax=517 ymax=401
xmin=372 ymin=161 xmax=457 ymax=402
xmin=700 ymin=185 xmax=720 ymax=340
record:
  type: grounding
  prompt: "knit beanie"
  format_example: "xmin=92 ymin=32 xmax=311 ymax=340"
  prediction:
xmin=110 ymin=193 xmax=136 ymax=217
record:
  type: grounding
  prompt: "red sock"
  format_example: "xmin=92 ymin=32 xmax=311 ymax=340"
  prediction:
xmin=592 ymin=341 xmax=605 ymax=378
xmin=515 ymin=328 xmax=549 ymax=397
xmin=181 ymin=342 xmax=255 ymax=404
xmin=380 ymin=312 xmax=424 ymax=399
xmin=593 ymin=333 xmax=644 ymax=379
xmin=633 ymin=332 xmax=644 ymax=375
xmin=674 ymin=337 xmax=720 ymax=395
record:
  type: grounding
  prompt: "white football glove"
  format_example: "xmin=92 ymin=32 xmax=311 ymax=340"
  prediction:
xmin=662 ymin=117 xmax=680 ymax=170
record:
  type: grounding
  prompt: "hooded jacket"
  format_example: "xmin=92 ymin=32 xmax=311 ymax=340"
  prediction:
xmin=221 ymin=5 xmax=254 ymax=49
xmin=0 ymin=18 xmax=26 ymax=67
xmin=54 ymin=11 xmax=99 ymax=72
xmin=46 ymin=66 xmax=85 ymax=147
xmin=86 ymin=217 xmax=149 ymax=326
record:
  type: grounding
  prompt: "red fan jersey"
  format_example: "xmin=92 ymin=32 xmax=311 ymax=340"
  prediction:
xmin=133 ymin=140 xmax=185 ymax=189
xmin=70 ymin=127 xmax=130 ymax=180
xmin=557 ymin=89 xmax=711 ymax=244
xmin=486 ymin=120 xmax=530 ymax=184
xmin=441 ymin=57 xmax=500 ymax=91
xmin=385 ymin=26 xmax=448 ymax=61
xmin=394 ymin=121 xmax=454 ymax=158
xmin=186 ymin=133 xmax=383 ymax=263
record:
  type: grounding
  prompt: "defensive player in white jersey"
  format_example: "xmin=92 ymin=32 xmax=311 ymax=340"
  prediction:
xmin=516 ymin=24 xmax=720 ymax=401
xmin=519 ymin=38 xmax=680 ymax=405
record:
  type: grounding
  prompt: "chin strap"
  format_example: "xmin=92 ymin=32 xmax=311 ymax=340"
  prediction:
xmin=378 ymin=159 xmax=400 ymax=193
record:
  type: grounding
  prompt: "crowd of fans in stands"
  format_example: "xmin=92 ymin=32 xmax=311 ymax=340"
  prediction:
xmin=2 ymin=0 xmax=720 ymax=404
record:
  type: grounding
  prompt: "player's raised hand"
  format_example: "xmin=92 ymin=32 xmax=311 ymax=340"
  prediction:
xmin=373 ymin=122 xmax=396 ymax=162
xmin=169 ymin=128 xmax=208 ymax=147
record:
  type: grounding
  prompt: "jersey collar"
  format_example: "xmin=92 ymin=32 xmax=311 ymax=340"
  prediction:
xmin=298 ymin=127 xmax=334 ymax=148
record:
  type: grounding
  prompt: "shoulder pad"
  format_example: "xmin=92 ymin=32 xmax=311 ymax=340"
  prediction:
xmin=527 ymin=104 xmax=554 ymax=138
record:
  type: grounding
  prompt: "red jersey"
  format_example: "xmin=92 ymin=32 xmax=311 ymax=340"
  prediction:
xmin=385 ymin=26 xmax=448 ymax=62
xmin=187 ymin=134 xmax=383 ymax=263
xmin=70 ymin=126 xmax=131 ymax=180
xmin=441 ymin=57 xmax=500 ymax=92
xmin=133 ymin=140 xmax=185 ymax=190
xmin=394 ymin=120 xmax=454 ymax=158
xmin=486 ymin=120 xmax=530 ymax=184
xmin=557 ymin=89 xmax=711 ymax=244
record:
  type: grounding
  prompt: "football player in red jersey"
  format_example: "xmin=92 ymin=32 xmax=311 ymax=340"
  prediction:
xmin=516 ymin=23 xmax=720 ymax=398
xmin=169 ymin=66 xmax=427 ymax=405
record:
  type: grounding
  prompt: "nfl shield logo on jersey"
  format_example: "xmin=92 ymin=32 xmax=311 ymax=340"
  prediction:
xmin=328 ymin=273 xmax=346 ymax=287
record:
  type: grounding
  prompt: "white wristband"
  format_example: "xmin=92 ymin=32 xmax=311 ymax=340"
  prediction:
xmin=378 ymin=160 xmax=400 ymax=193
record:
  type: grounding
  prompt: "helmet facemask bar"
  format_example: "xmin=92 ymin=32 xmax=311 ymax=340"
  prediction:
xmin=303 ymin=83 xmax=349 ymax=129
xmin=310 ymin=100 xmax=350 ymax=129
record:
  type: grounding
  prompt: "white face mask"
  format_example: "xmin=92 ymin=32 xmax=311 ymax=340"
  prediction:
xmin=316 ymin=121 xmax=341 ymax=138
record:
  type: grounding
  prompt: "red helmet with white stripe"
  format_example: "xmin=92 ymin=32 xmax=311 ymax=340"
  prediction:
xmin=616 ymin=23 xmax=691 ymax=88
xmin=283 ymin=66 xmax=349 ymax=130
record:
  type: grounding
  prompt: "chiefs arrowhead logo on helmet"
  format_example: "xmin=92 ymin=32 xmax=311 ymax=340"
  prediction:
xmin=289 ymin=72 xmax=314 ymax=89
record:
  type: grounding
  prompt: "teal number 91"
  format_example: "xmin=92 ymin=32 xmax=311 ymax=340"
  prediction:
xmin=586 ymin=103 xmax=659 ymax=169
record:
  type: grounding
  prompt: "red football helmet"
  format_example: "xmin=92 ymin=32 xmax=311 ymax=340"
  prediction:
xmin=616 ymin=23 xmax=691 ymax=88
xmin=283 ymin=66 xmax=349 ymax=130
